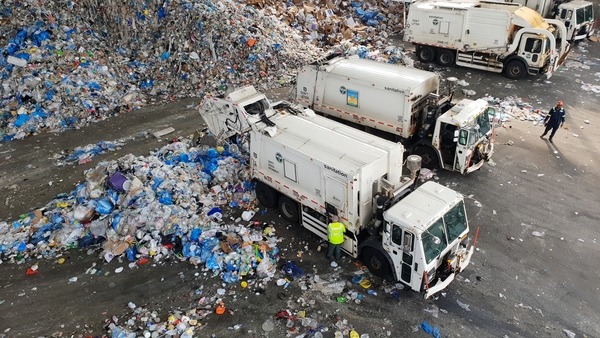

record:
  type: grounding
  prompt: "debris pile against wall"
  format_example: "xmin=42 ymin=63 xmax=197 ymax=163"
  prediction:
xmin=0 ymin=0 xmax=409 ymax=142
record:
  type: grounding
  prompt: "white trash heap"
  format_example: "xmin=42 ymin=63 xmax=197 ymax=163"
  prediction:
xmin=0 ymin=0 xmax=407 ymax=141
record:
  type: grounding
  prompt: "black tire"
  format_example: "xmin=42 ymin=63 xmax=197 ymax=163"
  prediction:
xmin=436 ymin=49 xmax=455 ymax=67
xmin=255 ymin=181 xmax=278 ymax=208
xmin=278 ymin=195 xmax=299 ymax=224
xmin=417 ymin=45 xmax=435 ymax=63
xmin=363 ymin=248 xmax=391 ymax=280
xmin=504 ymin=60 xmax=526 ymax=80
xmin=413 ymin=145 xmax=440 ymax=170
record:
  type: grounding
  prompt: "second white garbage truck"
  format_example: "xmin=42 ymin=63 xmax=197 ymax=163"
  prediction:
xmin=295 ymin=55 xmax=496 ymax=174
xmin=403 ymin=0 xmax=570 ymax=79
xmin=199 ymin=86 xmax=476 ymax=299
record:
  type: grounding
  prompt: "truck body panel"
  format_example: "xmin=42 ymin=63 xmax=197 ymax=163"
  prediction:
xmin=295 ymin=56 xmax=495 ymax=174
xmin=297 ymin=56 xmax=439 ymax=139
xmin=249 ymin=112 xmax=404 ymax=239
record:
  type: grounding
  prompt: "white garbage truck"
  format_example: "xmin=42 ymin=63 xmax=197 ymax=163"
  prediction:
xmin=507 ymin=0 xmax=594 ymax=41
xmin=199 ymin=86 xmax=476 ymax=298
xmin=295 ymin=55 xmax=495 ymax=174
xmin=403 ymin=0 xmax=570 ymax=79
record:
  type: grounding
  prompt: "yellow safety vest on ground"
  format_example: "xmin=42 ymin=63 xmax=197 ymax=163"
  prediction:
xmin=328 ymin=222 xmax=346 ymax=244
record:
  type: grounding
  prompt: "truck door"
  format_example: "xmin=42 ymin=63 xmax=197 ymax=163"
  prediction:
xmin=325 ymin=176 xmax=347 ymax=214
xmin=455 ymin=128 xmax=476 ymax=174
xmin=519 ymin=36 xmax=544 ymax=67
xmin=325 ymin=176 xmax=350 ymax=252
xmin=389 ymin=223 xmax=416 ymax=286
xmin=439 ymin=123 xmax=458 ymax=168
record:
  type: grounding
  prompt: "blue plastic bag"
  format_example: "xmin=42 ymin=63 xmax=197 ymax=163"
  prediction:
xmin=14 ymin=114 xmax=30 ymax=127
xmin=95 ymin=198 xmax=114 ymax=215
xmin=226 ymin=260 xmax=239 ymax=271
xmin=190 ymin=228 xmax=202 ymax=242
xmin=433 ymin=327 xmax=441 ymax=338
xmin=151 ymin=177 xmax=164 ymax=191
xmin=157 ymin=191 xmax=173 ymax=205
xmin=421 ymin=321 xmax=433 ymax=334
xmin=206 ymin=254 xmax=222 ymax=271
xmin=207 ymin=207 xmax=222 ymax=217
xmin=111 ymin=213 xmax=123 ymax=230
xmin=284 ymin=260 xmax=304 ymax=279
xmin=222 ymin=271 xmax=239 ymax=284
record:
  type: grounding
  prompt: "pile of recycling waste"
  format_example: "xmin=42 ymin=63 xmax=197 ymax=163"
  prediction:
xmin=0 ymin=137 xmax=281 ymax=286
xmin=0 ymin=0 xmax=407 ymax=141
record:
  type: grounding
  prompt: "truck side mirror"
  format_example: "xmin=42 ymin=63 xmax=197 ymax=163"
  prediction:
xmin=486 ymin=107 xmax=496 ymax=117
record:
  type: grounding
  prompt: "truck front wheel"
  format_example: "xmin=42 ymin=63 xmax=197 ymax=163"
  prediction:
xmin=504 ymin=60 xmax=526 ymax=80
xmin=278 ymin=196 xmax=299 ymax=224
xmin=436 ymin=49 xmax=455 ymax=67
xmin=413 ymin=145 xmax=440 ymax=170
xmin=363 ymin=248 xmax=391 ymax=280
xmin=417 ymin=46 xmax=436 ymax=63
xmin=255 ymin=181 xmax=278 ymax=208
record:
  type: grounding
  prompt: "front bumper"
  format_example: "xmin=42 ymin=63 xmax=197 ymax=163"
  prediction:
xmin=424 ymin=246 xmax=474 ymax=299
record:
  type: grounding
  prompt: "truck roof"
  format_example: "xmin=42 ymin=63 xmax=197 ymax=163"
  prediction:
xmin=439 ymin=99 xmax=488 ymax=126
xmin=384 ymin=181 xmax=462 ymax=234
xmin=559 ymin=0 xmax=593 ymax=9
xmin=324 ymin=56 xmax=439 ymax=95
xmin=263 ymin=112 xmax=403 ymax=177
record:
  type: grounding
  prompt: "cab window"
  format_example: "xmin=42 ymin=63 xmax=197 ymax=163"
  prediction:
xmin=392 ymin=224 xmax=403 ymax=246
xmin=524 ymin=38 xmax=542 ymax=53
xmin=458 ymin=130 xmax=468 ymax=145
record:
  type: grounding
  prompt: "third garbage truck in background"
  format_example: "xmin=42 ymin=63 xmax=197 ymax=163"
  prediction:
xmin=506 ymin=0 xmax=595 ymax=41
xmin=403 ymin=0 xmax=570 ymax=79
xmin=295 ymin=54 xmax=496 ymax=174
xmin=199 ymin=86 xmax=476 ymax=299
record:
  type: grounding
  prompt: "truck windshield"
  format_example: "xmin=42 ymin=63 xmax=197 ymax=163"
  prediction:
xmin=458 ymin=112 xmax=491 ymax=147
xmin=422 ymin=201 xmax=468 ymax=264
xmin=476 ymin=112 xmax=491 ymax=136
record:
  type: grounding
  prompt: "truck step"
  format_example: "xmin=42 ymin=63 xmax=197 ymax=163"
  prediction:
xmin=456 ymin=52 xmax=503 ymax=73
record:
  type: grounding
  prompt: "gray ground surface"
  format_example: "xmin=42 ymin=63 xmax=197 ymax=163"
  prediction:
xmin=1 ymin=42 xmax=600 ymax=338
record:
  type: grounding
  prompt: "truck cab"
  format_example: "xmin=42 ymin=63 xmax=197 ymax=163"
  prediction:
xmin=362 ymin=181 xmax=474 ymax=299
xmin=430 ymin=99 xmax=496 ymax=174
xmin=555 ymin=1 xmax=595 ymax=41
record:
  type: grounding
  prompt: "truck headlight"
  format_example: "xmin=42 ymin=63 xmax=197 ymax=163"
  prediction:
xmin=427 ymin=267 xmax=436 ymax=282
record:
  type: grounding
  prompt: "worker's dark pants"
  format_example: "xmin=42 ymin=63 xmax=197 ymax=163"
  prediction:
xmin=327 ymin=243 xmax=342 ymax=260
xmin=542 ymin=124 xmax=560 ymax=139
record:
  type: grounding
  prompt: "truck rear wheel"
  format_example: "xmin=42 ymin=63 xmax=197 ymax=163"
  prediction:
xmin=255 ymin=181 xmax=278 ymax=208
xmin=436 ymin=49 xmax=455 ymax=67
xmin=417 ymin=45 xmax=435 ymax=63
xmin=278 ymin=195 xmax=299 ymax=224
xmin=363 ymin=248 xmax=391 ymax=280
xmin=504 ymin=60 xmax=526 ymax=80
